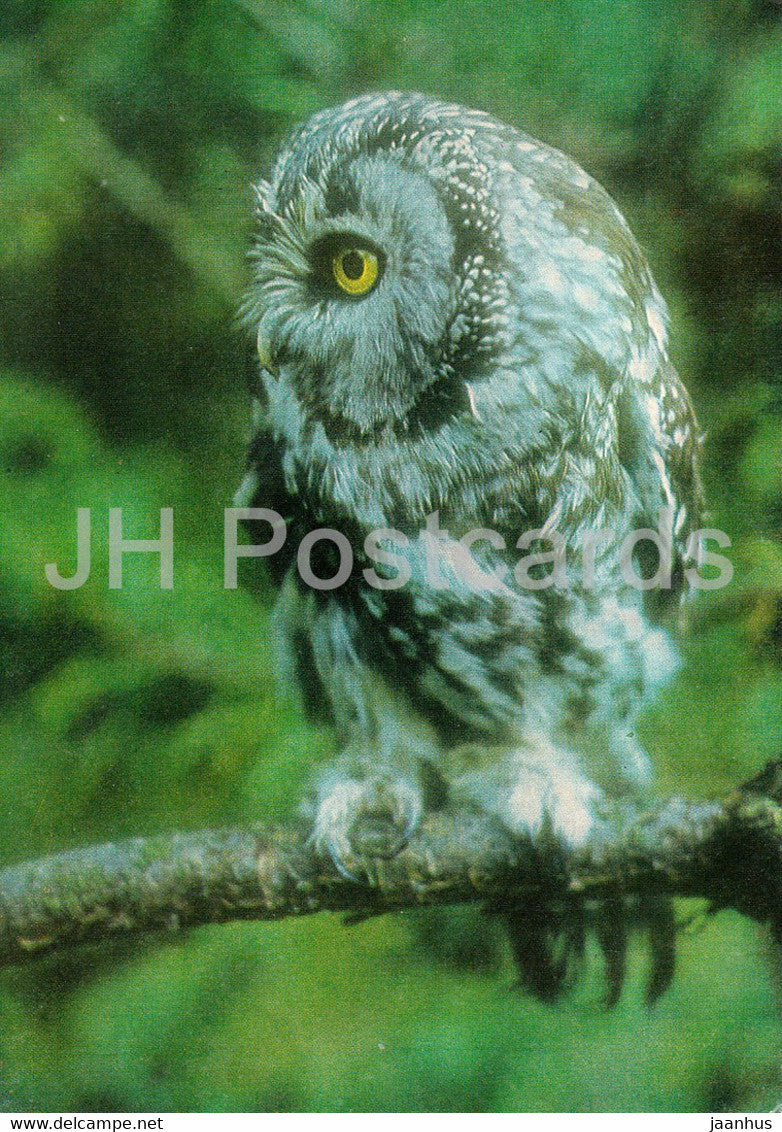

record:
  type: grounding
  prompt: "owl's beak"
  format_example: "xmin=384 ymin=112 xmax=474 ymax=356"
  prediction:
xmin=257 ymin=325 xmax=278 ymax=378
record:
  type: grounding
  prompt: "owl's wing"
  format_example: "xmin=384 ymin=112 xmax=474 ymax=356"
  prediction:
xmin=237 ymin=420 xmax=335 ymax=723
xmin=235 ymin=418 xmax=299 ymax=585
xmin=657 ymin=359 xmax=704 ymax=570
xmin=618 ymin=356 xmax=704 ymax=599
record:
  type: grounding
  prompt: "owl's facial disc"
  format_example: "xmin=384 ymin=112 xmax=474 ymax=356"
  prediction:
xmin=251 ymin=155 xmax=462 ymax=437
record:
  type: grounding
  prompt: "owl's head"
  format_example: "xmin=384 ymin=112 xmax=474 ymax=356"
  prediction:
xmin=243 ymin=92 xmax=511 ymax=440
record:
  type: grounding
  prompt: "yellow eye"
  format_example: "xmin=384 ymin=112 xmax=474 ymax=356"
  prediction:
xmin=332 ymin=247 xmax=379 ymax=295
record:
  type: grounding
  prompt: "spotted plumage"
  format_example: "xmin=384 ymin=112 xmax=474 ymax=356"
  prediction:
xmin=240 ymin=92 xmax=703 ymax=998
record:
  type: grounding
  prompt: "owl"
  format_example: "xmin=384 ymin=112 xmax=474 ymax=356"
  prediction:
xmin=238 ymin=92 xmax=703 ymax=996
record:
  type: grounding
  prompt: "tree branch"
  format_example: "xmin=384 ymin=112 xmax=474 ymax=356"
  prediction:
xmin=2 ymin=762 xmax=782 ymax=968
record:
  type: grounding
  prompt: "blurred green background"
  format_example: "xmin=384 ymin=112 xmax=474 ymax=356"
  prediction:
xmin=0 ymin=0 xmax=781 ymax=1113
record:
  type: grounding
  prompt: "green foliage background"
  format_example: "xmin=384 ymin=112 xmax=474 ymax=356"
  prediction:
xmin=0 ymin=0 xmax=780 ymax=1112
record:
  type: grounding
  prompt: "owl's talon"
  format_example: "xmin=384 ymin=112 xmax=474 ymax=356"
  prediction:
xmin=324 ymin=838 xmax=363 ymax=883
xmin=310 ymin=768 xmax=423 ymax=878
xmin=349 ymin=811 xmax=410 ymax=859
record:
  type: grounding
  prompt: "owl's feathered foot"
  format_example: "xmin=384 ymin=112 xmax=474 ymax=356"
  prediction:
xmin=454 ymin=745 xmax=607 ymax=852
xmin=497 ymin=793 xmax=676 ymax=1006
xmin=308 ymin=760 xmax=423 ymax=880
xmin=468 ymin=754 xmax=678 ymax=1005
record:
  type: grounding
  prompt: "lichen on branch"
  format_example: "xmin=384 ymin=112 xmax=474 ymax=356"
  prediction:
xmin=0 ymin=762 xmax=781 ymax=968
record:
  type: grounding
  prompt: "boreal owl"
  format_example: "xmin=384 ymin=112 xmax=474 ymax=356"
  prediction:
xmin=238 ymin=92 xmax=703 ymax=998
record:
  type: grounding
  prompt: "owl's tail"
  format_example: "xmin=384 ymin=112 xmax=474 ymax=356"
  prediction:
xmin=505 ymin=893 xmax=676 ymax=1006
